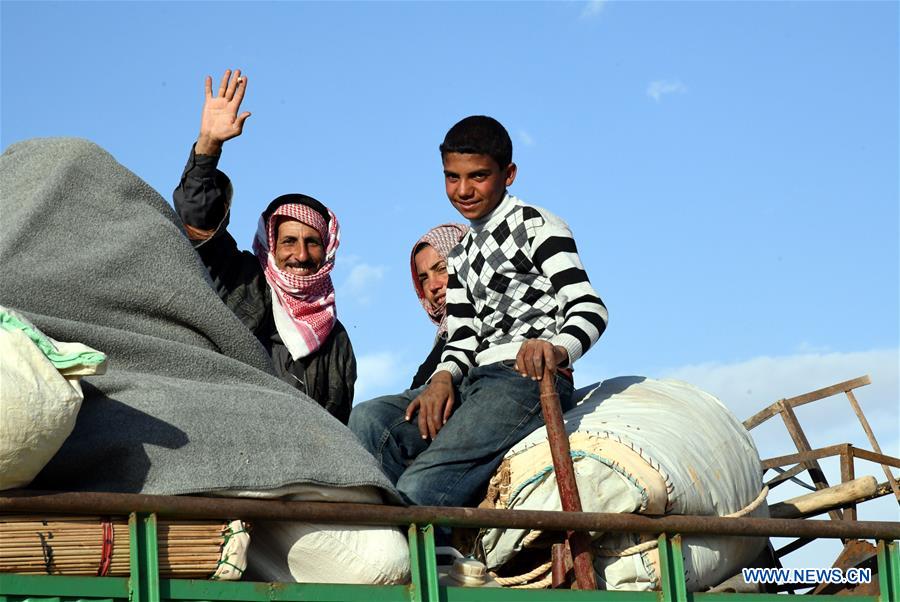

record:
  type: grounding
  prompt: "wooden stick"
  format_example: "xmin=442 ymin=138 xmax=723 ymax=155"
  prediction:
xmin=769 ymin=476 xmax=878 ymax=519
xmin=539 ymin=367 xmax=597 ymax=590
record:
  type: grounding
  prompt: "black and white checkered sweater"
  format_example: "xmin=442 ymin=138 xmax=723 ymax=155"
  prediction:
xmin=434 ymin=194 xmax=608 ymax=382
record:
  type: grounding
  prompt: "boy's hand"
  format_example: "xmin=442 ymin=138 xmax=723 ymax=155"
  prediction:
xmin=406 ymin=371 xmax=455 ymax=440
xmin=196 ymin=69 xmax=251 ymax=156
xmin=515 ymin=340 xmax=568 ymax=380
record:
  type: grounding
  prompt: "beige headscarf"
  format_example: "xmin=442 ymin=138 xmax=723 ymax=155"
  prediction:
xmin=409 ymin=223 xmax=469 ymax=336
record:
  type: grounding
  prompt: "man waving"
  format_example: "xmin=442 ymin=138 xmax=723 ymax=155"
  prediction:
xmin=173 ymin=69 xmax=356 ymax=423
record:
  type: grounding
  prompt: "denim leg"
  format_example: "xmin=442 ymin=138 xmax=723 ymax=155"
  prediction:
xmin=348 ymin=386 xmax=430 ymax=485
xmin=396 ymin=362 xmax=574 ymax=507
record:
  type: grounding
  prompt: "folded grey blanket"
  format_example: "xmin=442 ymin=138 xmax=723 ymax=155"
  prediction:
xmin=0 ymin=137 xmax=396 ymax=499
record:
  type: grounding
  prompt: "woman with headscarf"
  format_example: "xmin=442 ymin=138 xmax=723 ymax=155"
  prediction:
xmin=408 ymin=223 xmax=469 ymax=389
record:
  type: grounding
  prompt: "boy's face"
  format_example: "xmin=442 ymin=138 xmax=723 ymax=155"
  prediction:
xmin=442 ymin=152 xmax=517 ymax=220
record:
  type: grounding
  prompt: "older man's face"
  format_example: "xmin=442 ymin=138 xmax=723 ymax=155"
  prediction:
xmin=274 ymin=218 xmax=324 ymax=276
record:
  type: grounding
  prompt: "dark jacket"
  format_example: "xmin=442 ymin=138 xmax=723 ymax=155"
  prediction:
xmin=173 ymin=146 xmax=355 ymax=424
xmin=410 ymin=336 xmax=445 ymax=390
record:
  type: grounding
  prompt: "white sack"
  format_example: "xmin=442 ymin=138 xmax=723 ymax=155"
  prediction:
xmin=212 ymin=520 xmax=251 ymax=580
xmin=211 ymin=484 xmax=409 ymax=584
xmin=0 ymin=327 xmax=84 ymax=490
xmin=482 ymin=376 xmax=767 ymax=591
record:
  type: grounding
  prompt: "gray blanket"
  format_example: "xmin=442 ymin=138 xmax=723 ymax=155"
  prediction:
xmin=0 ymin=137 xmax=397 ymax=499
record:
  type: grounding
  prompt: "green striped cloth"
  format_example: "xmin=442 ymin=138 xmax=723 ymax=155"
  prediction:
xmin=0 ymin=306 xmax=106 ymax=371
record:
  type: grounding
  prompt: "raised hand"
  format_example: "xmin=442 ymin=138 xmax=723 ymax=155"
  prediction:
xmin=196 ymin=69 xmax=251 ymax=155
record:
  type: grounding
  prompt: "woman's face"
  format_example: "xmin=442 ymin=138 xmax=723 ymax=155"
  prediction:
xmin=415 ymin=244 xmax=449 ymax=312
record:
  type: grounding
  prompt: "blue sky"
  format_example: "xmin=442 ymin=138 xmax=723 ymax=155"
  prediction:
xmin=3 ymin=1 xmax=898 ymax=569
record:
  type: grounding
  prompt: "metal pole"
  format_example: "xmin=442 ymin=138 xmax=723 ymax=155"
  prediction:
xmin=538 ymin=368 xmax=597 ymax=590
xmin=551 ymin=543 xmax=568 ymax=588
xmin=2 ymin=490 xmax=899 ymax=540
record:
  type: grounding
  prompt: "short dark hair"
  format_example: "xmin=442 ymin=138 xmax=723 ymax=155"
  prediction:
xmin=439 ymin=116 xmax=513 ymax=169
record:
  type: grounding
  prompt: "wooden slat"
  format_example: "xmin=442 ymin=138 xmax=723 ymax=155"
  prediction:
xmin=851 ymin=447 xmax=900 ymax=468
xmin=757 ymin=444 xmax=847 ymax=470
xmin=845 ymin=389 xmax=900 ymax=502
xmin=743 ymin=375 xmax=871 ymax=430
xmin=840 ymin=445 xmax=857 ymax=521
xmin=777 ymin=400 xmax=842 ymax=521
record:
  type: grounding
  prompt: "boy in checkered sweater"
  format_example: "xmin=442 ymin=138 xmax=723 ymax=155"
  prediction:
xmin=349 ymin=116 xmax=607 ymax=507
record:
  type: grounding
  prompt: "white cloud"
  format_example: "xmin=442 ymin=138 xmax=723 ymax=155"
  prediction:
xmin=660 ymin=348 xmax=898 ymax=441
xmin=338 ymin=263 xmax=386 ymax=305
xmin=580 ymin=0 xmax=607 ymax=18
xmin=518 ymin=130 xmax=535 ymax=147
xmin=573 ymin=349 xmax=898 ymax=453
xmin=647 ymin=79 xmax=687 ymax=102
xmin=354 ymin=351 xmax=411 ymax=402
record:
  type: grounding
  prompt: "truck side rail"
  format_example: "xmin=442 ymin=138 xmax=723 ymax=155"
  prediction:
xmin=1 ymin=490 xmax=898 ymax=602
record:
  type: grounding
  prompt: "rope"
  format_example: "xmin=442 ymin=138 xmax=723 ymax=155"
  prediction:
xmin=38 ymin=532 xmax=53 ymax=574
xmin=97 ymin=517 xmax=113 ymax=576
xmin=493 ymin=486 xmax=772 ymax=585
xmin=492 ymin=560 xmax=553 ymax=586
xmin=521 ymin=529 xmax=543 ymax=548
xmin=215 ymin=560 xmax=245 ymax=574
xmin=596 ymin=486 xmax=770 ymax=558
xmin=724 ymin=485 xmax=768 ymax=518
xmin=511 ymin=571 xmax=553 ymax=589
xmin=595 ymin=539 xmax=658 ymax=557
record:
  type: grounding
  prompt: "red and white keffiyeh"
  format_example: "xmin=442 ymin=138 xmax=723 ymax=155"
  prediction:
xmin=409 ymin=223 xmax=469 ymax=336
xmin=252 ymin=202 xmax=340 ymax=359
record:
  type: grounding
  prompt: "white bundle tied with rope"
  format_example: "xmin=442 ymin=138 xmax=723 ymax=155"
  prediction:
xmin=481 ymin=376 xmax=769 ymax=591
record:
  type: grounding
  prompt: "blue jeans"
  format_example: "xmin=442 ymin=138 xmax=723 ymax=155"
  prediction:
xmin=348 ymin=361 xmax=574 ymax=507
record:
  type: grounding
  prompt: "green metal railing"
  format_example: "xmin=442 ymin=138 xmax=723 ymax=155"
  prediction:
xmin=1 ymin=492 xmax=898 ymax=602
